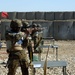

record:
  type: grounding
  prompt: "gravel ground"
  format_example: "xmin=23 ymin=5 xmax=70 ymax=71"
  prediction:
xmin=0 ymin=40 xmax=75 ymax=75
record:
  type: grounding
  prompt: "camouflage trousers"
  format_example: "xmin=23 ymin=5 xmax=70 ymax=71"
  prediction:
xmin=33 ymin=37 xmax=42 ymax=53
xmin=27 ymin=46 xmax=33 ymax=61
xmin=7 ymin=50 xmax=29 ymax=75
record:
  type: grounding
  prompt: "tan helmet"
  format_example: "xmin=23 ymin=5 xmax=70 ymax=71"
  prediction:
xmin=10 ymin=20 xmax=22 ymax=28
xmin=32 ymin=23 xmax=37 ymax=28
xmin=22 ymin=21 xmax=29 ymax=28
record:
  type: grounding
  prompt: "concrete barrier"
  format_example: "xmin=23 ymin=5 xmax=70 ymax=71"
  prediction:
xmin=63 ymin=21 xmax=73 ymax=40
xmin=54 ymin=20 xmax=73 ymax=40
xmin=1 ymin=20 xmax=11 ymax=40
xmin=45 ymin=12 xmax=54 ymax=20
xmin=54 ymin=12 xmax=64 ymax=20
xmin=16 ymin=12 xmax=26 ymax=19
xmin=26 ymin=12 xmax=35 ymax=20
xmin=0 ymin=12 xmax=1 ymax=20
xmin=0 ymin=21 xmax=1 ymax=33
xmin=73 ymin=21 xmax=75 ymax=39
xmin=0 ymin=21 xmax=1 ymax=40
xmin=73 ymin=12 xmax=75 ymax=19
xmin=8 ymin=12 xmax=16 ymax=19
xmin=64 ymin=12 xmax=73 ymax=20
xmin=35 ymin=12 xmax=45 ymax=20
xmin=0 ymin=11 xmax=75 ymax=40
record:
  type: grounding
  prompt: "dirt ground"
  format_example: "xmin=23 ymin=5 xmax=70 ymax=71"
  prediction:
xmin=0 ymin=40 xmax=75 ymax=75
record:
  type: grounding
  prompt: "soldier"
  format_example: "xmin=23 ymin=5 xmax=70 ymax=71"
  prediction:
xmin=31 ymin=23 xmax=38 ymax=52
xmin=31 ymin=23 xmax=43 ymax=60
xmin=37 ymin=24 xmax=43 ymax=50
xmin=22 ymin=21 xmax=33 ymax=61
xmin=31 ymin=23 xmax=43 ymax=51
xmin=5 ymin=20 xmax=31 ymax=75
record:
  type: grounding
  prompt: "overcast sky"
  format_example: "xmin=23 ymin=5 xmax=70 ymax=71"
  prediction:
xmin=0 ymin=0 xmax=75 ymax=12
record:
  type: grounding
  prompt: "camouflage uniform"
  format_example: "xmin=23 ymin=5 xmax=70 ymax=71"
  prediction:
xmin=22 ymin=21 xmax=33 ymax=61
xmin=31 ymin=23 xmax=42 ymax=52
xmin=31 ymin=23 xmax=37 ymax=51
xmin=31 ymin=23 xmax=43 ymax=60
xmin=37 ymin=24 xmax=43 ymax=46
xmin=37 ymin=24 xmax=43 ymax=52
xmin=5 ymin=20 xmax=30 ymax=75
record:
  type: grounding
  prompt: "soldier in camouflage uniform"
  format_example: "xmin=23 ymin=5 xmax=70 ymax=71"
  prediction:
xmin=31 ymin=23 xmax=37 ymax=52
xmin=22 ymin=21 xmax=33 ymax=61
xmin=37 ymin=24 xmax=43 ymax=41
xmin=36 ymin=24 xmax=43 ymax=51
xmin=5 ymin=20 xmax=31 ymax=75
xmin=31 ymin=23 xmax=43 ymax=60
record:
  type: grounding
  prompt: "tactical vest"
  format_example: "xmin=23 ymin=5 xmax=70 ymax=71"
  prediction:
xmin=5 ymin=30 xmax=26 ymax=51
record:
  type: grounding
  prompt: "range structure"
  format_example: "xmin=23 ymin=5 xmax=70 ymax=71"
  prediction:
xmin=0 ymin=11 xmax=75 ymax=40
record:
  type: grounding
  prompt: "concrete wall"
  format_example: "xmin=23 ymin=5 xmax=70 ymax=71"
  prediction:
xmin=35 ymin=12 xmax=45 ymax=20
xmin=0 ymin=11 xmax=75 ymax=20
xmin=45 ymin=12 xmax=54 ymax=20
xmin=1 ymin=20 xmax=75 ymax=40
xmin=73 ymin=21 xmax=75 ymax=40
xmin=8 ymin=12 xmax=16 ymax=19
xmin=73 ymin=12 xmax=75 ymax=19
xmin=0 ymin=20 xmax=54 ymax=40
xmin=55 ymin=12 xmax=64 ymax=20
xmin=1 ymin=20 xmax=11 ymax=40
xmin=0 ymin=21 xmax=1 ymax=40
xmin=64 ymin=12 xmax=74 ymax=20
xmin=16 ymin=12 xmax=26 ymax=19
xmin=53 ymin=20 xmax=73 ymax=40
xmin=0 ymin=12 xmax=1 ymax=20
xmin=26 ymin=12 xmax=35 ymax=20
xmin=0 ymin=11 xmax=75 ymax=40
xmin=0 ymin=11 xmax=75 ymax=21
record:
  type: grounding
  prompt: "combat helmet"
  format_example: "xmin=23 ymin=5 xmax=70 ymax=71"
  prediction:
xmin=32 ymin=23 xmax=37 ymax=28
xmin=22 ymin=21 xmax=30 ymax=29
xmin=10 ymin=20 xmax=22 ymax=29
xmin=37 ymin=24 xmax=41 ymax=28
